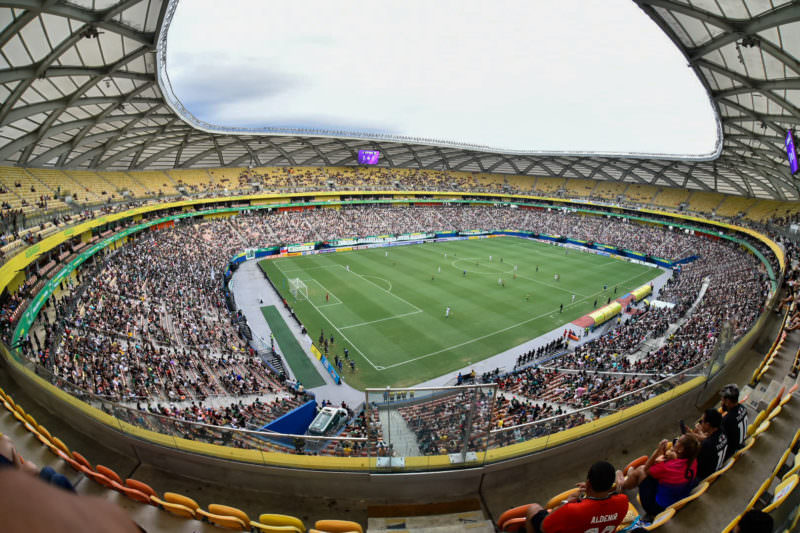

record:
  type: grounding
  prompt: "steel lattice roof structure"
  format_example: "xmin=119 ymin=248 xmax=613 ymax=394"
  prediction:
xmin=0 ymin=0 xmax=798 ymax=199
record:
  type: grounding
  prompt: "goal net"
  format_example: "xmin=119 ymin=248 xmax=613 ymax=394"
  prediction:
xmin=289 ymin=278 xmax=309 ymax=301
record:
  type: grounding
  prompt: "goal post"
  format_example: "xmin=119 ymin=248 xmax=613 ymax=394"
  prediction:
xmin=289 ymin=278 xmax=309 ymax=301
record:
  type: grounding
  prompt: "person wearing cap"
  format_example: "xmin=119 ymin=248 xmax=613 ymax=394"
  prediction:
xmin=525 ymin=461 xmax=629 ymax=533
xmin=720 ymin=384 xmax=748 ymax=458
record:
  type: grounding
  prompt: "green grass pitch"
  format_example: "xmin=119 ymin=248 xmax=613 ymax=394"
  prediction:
xmin=258 ymin=237 xmax=660 ymax=390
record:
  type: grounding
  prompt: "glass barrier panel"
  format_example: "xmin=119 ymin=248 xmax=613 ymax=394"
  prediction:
xmin=488 ymin=362 xmax=707 ymax=455
xmin=365 ymin=384 xmax=497 ymax=471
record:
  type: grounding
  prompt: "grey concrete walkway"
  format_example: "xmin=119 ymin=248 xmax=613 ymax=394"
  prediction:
xmin=230 ymin=259 xmax=366 ymax=410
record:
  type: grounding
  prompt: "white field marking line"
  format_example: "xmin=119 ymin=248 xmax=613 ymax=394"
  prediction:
xmin=277 ymin=264 xmax=344 ymax=274
xmin=450 ymin=257 xmax=515 ymax=276
xmin=380 ymin=268 xmax=656 ymax=371
xmin=303 ymin=286 xmax=381 ymax=371
xmin=448 ymin=257 xmax=590 ymax=299
xmin=303 ymin=278 xmax=343 ymax=307
xmin=509 ymin=255 xmax=644 ymax=299
xmin=359 ymin=274 xmax=392 ymax=292
xmin=339 ymin=310 xmax=423 ymax=330
xmin=340 ymin=265 xmax=423 ymax=313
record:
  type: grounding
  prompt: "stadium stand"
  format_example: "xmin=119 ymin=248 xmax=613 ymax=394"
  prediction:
xmin=532 ymin=177 xmax=565 ymax=195
xmin=96 ymin=171 xmax=153 ymax=199
xmin=0 ymin=192 xmax=793 ymax=532
xmin=167 ymin=169 xmax=216 ymax=193
xmin=128 ymin=171 xmax=179 ymax=196
xmin=208 ymin=167 xmax=247 ymax=191
xmin=625 ymin=183 xmax=659 ymax=205
xmin=686 ymin=191 xmax=725 ymax=216
xmin=564 ymin=178 xmax=596 ymax=199
xmin=651 ymin=187 xmax=690 ymax=210
xmin=591 ymin=180 xmax=626 ymax=201
xmin=716 ymin=196 xmax=758 ymax=219
xmin=62 ymin=170 xmax=117 ymax=203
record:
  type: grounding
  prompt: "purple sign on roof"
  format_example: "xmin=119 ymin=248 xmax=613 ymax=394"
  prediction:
xmin=357 ymin=150 xmax=380 ymax=165
xmin=787 ymin=130 xmax=799 ymax=175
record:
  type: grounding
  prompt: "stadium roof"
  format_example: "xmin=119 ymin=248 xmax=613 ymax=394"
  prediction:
xmin=0 ymin=0 xmax=798 ymax=200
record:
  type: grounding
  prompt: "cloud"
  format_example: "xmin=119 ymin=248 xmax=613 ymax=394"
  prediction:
xmin=165 ymin=0 xmax=719 ymax=155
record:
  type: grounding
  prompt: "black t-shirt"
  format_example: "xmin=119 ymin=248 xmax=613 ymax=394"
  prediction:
xmin=722 ymin=404 xmax=748 ymax=458
xmin=697 ymin=430 xmax=728 ymax=480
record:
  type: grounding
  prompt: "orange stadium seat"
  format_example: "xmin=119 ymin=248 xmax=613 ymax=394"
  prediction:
xmin=312 ymin=519 xmax=363 ymax=533
xmin=496 ymin=504 xmax=529 ymax=532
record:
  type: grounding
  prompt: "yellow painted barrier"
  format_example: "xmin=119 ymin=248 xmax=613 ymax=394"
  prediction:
xmin=588 ymin=302 xmax=622 ymax=326
xmin=631 ymin=284 xmax=652 ymax=302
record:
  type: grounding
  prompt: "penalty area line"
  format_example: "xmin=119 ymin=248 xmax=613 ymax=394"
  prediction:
xmin=303 ymin=289 xmax=381 ymax=372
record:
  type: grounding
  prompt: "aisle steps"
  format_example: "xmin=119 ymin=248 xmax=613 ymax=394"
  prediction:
xmin=368 ymin=510 xmax=494 ymax=532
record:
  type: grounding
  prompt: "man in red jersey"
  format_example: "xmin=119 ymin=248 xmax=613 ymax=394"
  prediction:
xmin=525 ymin=461 xmax=629 ymax=533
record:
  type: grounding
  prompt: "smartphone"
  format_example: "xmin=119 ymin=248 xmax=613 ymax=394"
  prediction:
xmin=679 ymin=420 xmax=688 ymax=434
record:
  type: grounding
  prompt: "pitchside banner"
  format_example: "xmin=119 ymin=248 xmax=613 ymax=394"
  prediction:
xmin=329 ymin=232 xmax=433 ymax=247
xmin=282 ymin=243 xmax=315 ymax=253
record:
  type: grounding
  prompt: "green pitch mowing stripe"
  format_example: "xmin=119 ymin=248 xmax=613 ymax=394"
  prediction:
xmin=260 ymin=305 xmax=325 ymax=388
xmin=260 ymin=237 xmax=661 ymax=390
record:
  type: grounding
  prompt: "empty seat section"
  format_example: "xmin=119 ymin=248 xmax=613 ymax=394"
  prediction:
xmin=564 ymin=179 xmax=595 ymax=198
xmin=715 ymin=196 xmax=757 ymax=218
xmin=63 ymin=170 xmax=118 ymax=202
xmin=97 ymin=171 xmax=152 ymax=198
xmin=652 ymin=187 xmax=689 ymax=209
xmin=533 ymin=177 xmax=565 ymax=195
xmin=624 ymin=184 xmax=658 ymax=205
xmin=591 ymin=181 xmax=625 ymax=200
xmin=127 ymin=171 xmax=178 ymax=195
xmin=686 ymin=191 xmax=724 ymax=215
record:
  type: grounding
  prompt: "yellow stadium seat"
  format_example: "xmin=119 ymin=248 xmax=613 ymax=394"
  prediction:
xmin=734 ymin=437 xmax=756 ymax=459
xmin=546 ymin=487 xmax=581 ymax=510
xmin=34 ymin=425 xmax=52 ymax=446
xmin=790 ymin=429 xmax=800 ymax=453
xmin=779 ymin=384 xmax=799 ymax=407
xmin=496 ymin=504 xmax=528 ymax=532
xmin=705 ymin=457 xmax=736 ymax=484
xmin=51 ymin=436 xmax=71 ymax=457
xmin=616 ymin=502 xmax=639 ymax=531
xmin=747 ymin=411 xmax=766 ymax=437
xmin=151 ymin=492 xmax=200 ymax=519
xmin=197 ymin=504 xmax=251 ymax=529
xmin=251 ymin=523 xmax=304 ymax=533
xmin=752 ymin=420 xmax=771 ymax=439
xmin=763 ymin=474 xmax=799 ymax=513
xmin=197 ymin=512 xmax=248 ymax=530
xmin=256 ymin=514 xmax=306 ymax=532
xmin=643 ymin=508 xmax=675 ymax=530
xmin=721 ymin=513 xmax=743 ymax=533
xmin=765 ymin=388 xmax=784 ymax=415
xmin=767 ymin=406 xmax=783 ymax=421
xmin=667 ymin=480 xmax=709 ymax=511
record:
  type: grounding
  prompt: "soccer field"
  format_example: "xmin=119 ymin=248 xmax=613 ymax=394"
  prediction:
xmin=259 ymin=237 xmax=661 ymax=390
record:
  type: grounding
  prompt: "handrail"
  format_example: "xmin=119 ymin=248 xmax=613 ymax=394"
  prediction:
xmin=490 ymin=360 xmax=706 ymax=436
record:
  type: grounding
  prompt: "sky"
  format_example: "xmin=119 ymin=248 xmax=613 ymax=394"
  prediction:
xmin=166 ymin=0 xmax=720 ymax=156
